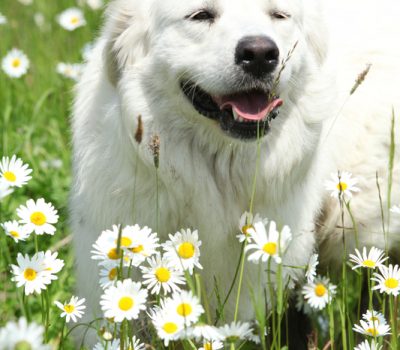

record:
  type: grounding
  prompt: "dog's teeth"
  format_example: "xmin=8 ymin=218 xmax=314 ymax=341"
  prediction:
xmin=232 ymin=109 xmax=240 ymax=121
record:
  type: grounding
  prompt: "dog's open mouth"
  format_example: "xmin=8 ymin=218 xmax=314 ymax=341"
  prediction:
xmin=181 ymin=81 xmax=283 ymax=139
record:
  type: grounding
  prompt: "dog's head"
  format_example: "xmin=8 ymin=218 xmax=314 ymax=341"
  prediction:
xmin=104 ymin=0 xmax=328 ymax=141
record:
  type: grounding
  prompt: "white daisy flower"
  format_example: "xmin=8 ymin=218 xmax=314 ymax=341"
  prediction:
xmin=0 ymin=13 xmax=7 ymax=25
xmin=349 ymin=246 xmax=388 ymax=270
xmin=362 ymin=310 xmax=387 ymax=326
xmin=325 ymin=171 xmax=360 ymax=199
xmin=37 ymin=250 xmax=64 ymax=276
xmin=34 ymin=12 xmax=46 ymax=29
xmin=10 ymin=253 xmax=54 ymax=295
xmin=301 ymin=275 xmax=337 ymax=310
xmin=166 ymin=290 xmax=204 ymax=326
xmin=305 ymin=253 xmax=319 ymax=283
xmin=295 ymin=288 xmax=313 ymax=315
xmin=17 ymin=198 xmax=59 ymax=235
xmin=390 ymin=205 xmax=400 ymax=214
xmin=54 ymin=296 xmax=86 ymax=323
xmin=190 ymin=324 xmax=222 ymax=341
xmin=100 ymin=279 xmax=148 ymax=322
xmin=56 ymin=62 xmax=83 ymax=81
xmin=199 ymin=340 xmax=224 ymax=350
xmin=354 ymin=340 xmax=382 ymax=350
xmin=0 ymin=181 xmax=13 ymax=200
xmin=149 ymin=309 xmax=184 ymax=346
xmin=122 ymin=224 xmax=160 ymax=266
xmin=218 ymin=321 xmax=253 ymax=344
xmin=98 ymin=261 xmax=119 ymax=290
xmin=245 ymin=220 xmax=292 ymax=264
xmin=86 ymin=0 xmax=104 ymax=10
xmin=236 ymin=212 xmax=266 ymax=243
xmin=372 ymin=264 xmax=400 ymax=296
xmin=57 ymin=8 xmax=86 ymax=31
xmin=93 ymin=339 xmax=120 ymax=350
xmin=163 ymin=228 xmax=202 ymax=274
xmin=1 ymin=220 xmax=31 ymax=242
xmin=92 ymin=225 xmax=124 ymax=263
xmin=0 ymin=318 xmax=50 ymax=350
xmin=1 ymin=48 xmax=30 ymax=78
xmin=0 ymin=155 xmax=32 ymax=187
xmin=140 ymin=255 xmax=185 ymax=295
xmin=353 ymin=319 xmax=391 ymax=337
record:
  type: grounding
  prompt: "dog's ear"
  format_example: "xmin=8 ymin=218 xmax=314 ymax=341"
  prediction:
xmin=102 ymin=0 xmax=150 ymax=86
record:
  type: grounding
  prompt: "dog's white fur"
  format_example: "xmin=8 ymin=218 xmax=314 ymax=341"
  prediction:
xmin=71 ymin=0 xmax=400 ymax=327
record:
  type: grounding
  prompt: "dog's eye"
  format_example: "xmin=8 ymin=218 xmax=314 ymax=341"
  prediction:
xmin=187 ymin=10 xmax=215 ymax=22
xmin=271 ymin=11 xmax=291 ymax=20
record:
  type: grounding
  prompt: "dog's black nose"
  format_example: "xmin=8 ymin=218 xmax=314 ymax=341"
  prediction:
xmin=235 ymin=36 xmax=279 ymax=77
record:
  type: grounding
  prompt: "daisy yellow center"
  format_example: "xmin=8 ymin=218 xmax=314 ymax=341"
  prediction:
xmin=366 ymin=327 xmax=378 ymax=336
xmin=3 ymin=171 xmax=16 ymax=182
xmin=30 ymin=212 xmax=46 ymax=226
xmin=241 ymin=224 xmax=253 ymax=236
xmin=64 ymin=304 xmax=75 ymax=314
xmin=108 ymin=268 xmax=118 ymax=280
xmin=10 ymin=230 xmax=19 ymax=238
xmin=163 ymin=322 xmax=178 ymax=334
xmin=23 ymin=268 xmax=37 ymax=281
xmin=118 ymin=236 xmax=132 ymax=247
xmin=204 ymin=343 xmax=213 ymax=350
xmin=177 ymin=303 xmax=192 ymax=317
xmin=118 ymin=296 xmax=134 ymax=311
xmin=178 ymin=242 xmax=195 ymax=259
xmin=107 ymin=248 xmax=121 ymax=260
xmin=314 ymin=284 xmax=327 ymax=297
xmin=362 ymin=260 xmax=376 ymax=268
xmin=12 ymin=58 xmax=21 ymax=68
xmin=130 ymin=244 xmax=144 ymax=253
xmin=385 ymin=278 xmax=399 ymax=289
xmin=336 ymin=182 xmax=348 ymax=191
xmin=14 ymin=340 xmax=32 ymax=350
xmin=70 ymin=16 xmax=79 ymax=24
xmin=263 ymin=242 xmax=277 ymax=255
xmin=155 ymin=267 xmax=171 ymax=282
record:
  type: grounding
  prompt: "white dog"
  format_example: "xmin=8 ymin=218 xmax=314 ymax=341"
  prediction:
xmin=71 ymin=0 xmax=400 ymax=338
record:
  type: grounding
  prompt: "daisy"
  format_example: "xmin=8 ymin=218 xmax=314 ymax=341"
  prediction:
xmin=140 ymin=255 xmax=185 ymax=295
xmin=353 ymin=319 xmax=391 ymax=337
xmin=245 ymin=220 xmax=292 ymax=264
xmin=149 ymin=309 xmax=184 ymax=346
xmin=93 ymin=339 xmax=120 ymax=350
xmin=100 ymin=279 xmax=148 ymax=322
xmin=1 ymin=48 xmax=30 ymax=78
xmin=190 ymin=324 xmax=222 ymax=341
xmin=0 ymin=155 xmax=32 ymax=187
xmin=0 ymin=181 xmax=13 ymax=200
xmin=362 ymin=310 xmax=387 ymax=326
xmin=56 ymin=62 xmax=83 ymax=81
xmin=10 ymin=253 xmax=54 ymax=295
xmin=54 ymin=296 xmax=86 ymax=323
xmin=349 ymin=247 xmax=388 ymax=270
xmin=86 ymin=0 xmax=104 ymax=10
xmin=390 ymin=205 xmax=400 ymax=214
xmin=199 ymin=340 xmax=224 ymax=350
xmin=1 ymin=220 xmax=31 ymax=242
xmin=354 ymin=340 xmax=382 ymax=350
xmin=122 ymin=224 xmax=160 ymax=266
xmin=17 ymin=198 xmax=59 ymax=235
xmin=305 ymin=253 xmax=319 ymax=283
xmin=0 ymin=13 xmax=7 ymax=25
xmin=0 ymin=318 xmax=50 ymax=350
xmin=166 ymin=290 xmax=204 ymax=325
xmin=38 ymin=250 xmax=64 ymax=276
xmin=57 ymin=8 xmax=86 ymax=31
xmin=163 ymin=228 xmax=202 ymax=274
xmin=218 ymin=321 xmax=253 ymax=344
xmin=372 ymin=264 xmax=400 ymax=296
xmin=92 ymin=225 xmax=125 ymax=263
xmin=301 ymin=275 xmax=337 ymax=310
xmin=295 ymin=288 xmax=313 ymax=315
xmin=98 ymin=261 xmax=119 ymax=289
xmin=236 ymin=212 xmax=266 ymax=243
xmin=325 ymin=171 xmax=360 ymax=199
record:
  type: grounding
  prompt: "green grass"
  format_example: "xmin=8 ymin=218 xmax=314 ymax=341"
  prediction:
xmin=0 ymin=2 xmax=399 ymax=350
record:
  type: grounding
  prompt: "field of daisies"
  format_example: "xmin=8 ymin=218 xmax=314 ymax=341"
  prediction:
xmin=1 ymin=1 xmax=400 ymax=350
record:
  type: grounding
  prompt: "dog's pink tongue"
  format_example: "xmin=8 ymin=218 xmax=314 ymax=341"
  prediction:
xmin=216 ymin=91 xmax=283 ymax=121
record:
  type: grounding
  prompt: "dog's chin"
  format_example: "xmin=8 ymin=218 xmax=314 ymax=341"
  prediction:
xmin=180 ymin=80 xmax=283 ymax=140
